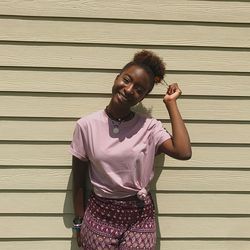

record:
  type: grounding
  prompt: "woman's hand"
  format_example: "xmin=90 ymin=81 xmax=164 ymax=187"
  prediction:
xmin=163 ymin=83 xmax=182 ymax=104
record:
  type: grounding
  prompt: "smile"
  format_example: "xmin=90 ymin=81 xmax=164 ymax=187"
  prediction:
xmin=117 ymin=92 xmax=128 ymax=102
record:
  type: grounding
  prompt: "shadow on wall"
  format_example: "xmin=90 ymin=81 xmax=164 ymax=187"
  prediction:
xmin=63 ymin=102 xmax=166 ymax=250
xmin=63 ymin=166 xmax=91 ymax=250
xmin=133 ymin=103 xmax=167 ymax=249
xmin=62 ymin=170 xmax=76 ymax=250
xmin=151 ymin=154 xmax=166 ymax=250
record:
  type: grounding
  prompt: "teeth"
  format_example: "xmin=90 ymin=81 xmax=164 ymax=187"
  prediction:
xmin=119 ymin=93 xmax=127 ymax=100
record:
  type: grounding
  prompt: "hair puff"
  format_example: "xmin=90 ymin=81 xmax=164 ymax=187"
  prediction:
xmin=132 ymin=49 xmax=166 ymax=84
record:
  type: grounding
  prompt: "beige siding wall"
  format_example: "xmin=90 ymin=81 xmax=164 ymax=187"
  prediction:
xmin=0 ymin=1 xmax=250 ymax=249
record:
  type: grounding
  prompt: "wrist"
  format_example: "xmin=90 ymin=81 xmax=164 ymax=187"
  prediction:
xmin=164 ymin=99 xmax=177 ymax=108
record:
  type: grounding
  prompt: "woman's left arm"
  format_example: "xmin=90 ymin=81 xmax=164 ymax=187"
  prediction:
xmin=158 ymin=83 xmax=192 ymax=160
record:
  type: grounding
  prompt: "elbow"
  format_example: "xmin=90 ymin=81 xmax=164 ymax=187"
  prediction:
xmin=183 ymin=149 xmax=192 ymax=160
xmin=181 ymin=153 xmax=192 ymax=160
xmin=178 ymin=149 xmax=192 ymax=160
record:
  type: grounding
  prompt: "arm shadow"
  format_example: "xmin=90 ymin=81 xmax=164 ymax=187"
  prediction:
xmin=62 ymin=170 xmax=76 ymax=250
xmin=63 ymin=158 xmax=92 ymax=250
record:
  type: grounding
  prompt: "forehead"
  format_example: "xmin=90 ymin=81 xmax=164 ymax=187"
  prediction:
xmin=122 ymin=65 xmax=151 ymax=88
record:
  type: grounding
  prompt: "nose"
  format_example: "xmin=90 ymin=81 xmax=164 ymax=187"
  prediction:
xmin=124 ymin=83 xmax=134 ymax=95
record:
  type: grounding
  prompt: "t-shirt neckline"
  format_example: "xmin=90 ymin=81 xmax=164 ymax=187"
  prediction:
xmin=102 ymin=109 xmax=139 ymax=128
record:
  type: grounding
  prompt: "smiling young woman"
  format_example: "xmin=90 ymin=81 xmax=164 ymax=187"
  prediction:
xmin=69 ymin=49 xmax=192 ymax=249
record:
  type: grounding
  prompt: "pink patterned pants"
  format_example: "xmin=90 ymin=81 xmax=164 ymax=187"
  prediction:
xmin=79 ymin=192 xmax=156 ymax=249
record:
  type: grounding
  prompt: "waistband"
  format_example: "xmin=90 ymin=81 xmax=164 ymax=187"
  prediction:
xmin=90 ymin=191 xmax=152 ymax=209
xmin=92 ymin=191 xmax=151 ymax=200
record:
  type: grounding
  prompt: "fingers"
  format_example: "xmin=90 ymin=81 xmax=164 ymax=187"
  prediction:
xmin=167 ymin=83 xmax=182 ymax=96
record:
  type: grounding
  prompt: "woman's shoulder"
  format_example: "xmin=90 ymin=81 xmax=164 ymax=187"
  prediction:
xmin=76 ymin=110 xmax=104 ymax=127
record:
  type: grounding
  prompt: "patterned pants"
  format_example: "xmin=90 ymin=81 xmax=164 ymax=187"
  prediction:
xmin=80 ymin=192 xmax=156 ymax=249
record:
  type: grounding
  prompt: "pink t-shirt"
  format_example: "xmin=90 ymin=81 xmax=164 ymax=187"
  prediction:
xmin=69 ymin=110 xmax=172 ymax=198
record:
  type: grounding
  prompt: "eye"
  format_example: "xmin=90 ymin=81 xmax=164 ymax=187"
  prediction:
xmin=135 ymin=86 xmax=145 ymax=95
xmin=123 ymin=77 xmax=130 ymax=83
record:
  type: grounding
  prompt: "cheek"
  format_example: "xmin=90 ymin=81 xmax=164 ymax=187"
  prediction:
xmin=111 ymin=84 xmax=115 ymax=93
xmin=112 ymin=83 xmax=119 ymax=94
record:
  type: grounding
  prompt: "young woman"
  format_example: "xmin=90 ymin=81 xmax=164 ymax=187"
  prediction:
xmin=69 ymin=49 xmax=192 ymax=249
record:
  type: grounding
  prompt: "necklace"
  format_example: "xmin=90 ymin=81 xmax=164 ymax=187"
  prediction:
xmin=105 ymin=106 xmax=134 ymax=134
xmin=111 ymin=120 xmax=122 ymax=134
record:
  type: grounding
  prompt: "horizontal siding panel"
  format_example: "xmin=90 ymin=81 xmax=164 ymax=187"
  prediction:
xmin=1 ymin=70 xmax=249 ymax=97
xmin=153 ymin=169 xmax=250 ymax=191
xmin=0 ymin=120 xmax=76 ymax=141
xmin=2 ymin=192 xmax=250 ymax=215
xmin=1 ymin=168 xmax=250 ymax=191
xmin=1 ymin=216 xmax=250 ymax=238
xmin=0 ymin=241 xmax=77 ymax=250
xmin=159 ymin=146 xmax=250 ymax=168
xmin=1 ymin=45 xmax=250 ymax=72
xmin=0 ymin=192 xmax=73 ymax=214
xmin=159 ymin=217 xmax=250 ymax=238
xmin=0 ymin=168 xmax=71 ymax=190
xmin=1 ymin=240 xmax=250 ymax=250
xmin=0 ymin=0 xmax=249 ymax=23
xmin=155 ymin=193 xmax=250 ymax=214
xmin=179 ymin=123 xmax=250 ymax=144
xmin=0 ymin=144 xmax=249 ymax=168
xmin=1 ymin=18 xmax=250 ymax=48
xmin=1 ymin=95 xmax=249 ymax=121
xmin=160 ymin=240 xmax=250 ymax=250
xmin=0 ymin=70 xmax=115 ymax=94
xmin=0 ymin=144 xmax=70 ymax=166
xmin=1 ymin=120 xmax=249 ymax=144
xmin=0 ymin=216 xmax=72 ymax=238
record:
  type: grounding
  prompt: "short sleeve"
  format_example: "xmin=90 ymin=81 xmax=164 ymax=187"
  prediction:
xmin=152 ymin=119 xmax=172 ymax=152
xmin=69 ymin=122 xmax=89 ymax=162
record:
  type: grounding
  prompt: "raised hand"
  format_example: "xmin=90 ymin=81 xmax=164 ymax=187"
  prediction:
xmin=163 ymin=83 xmax=182 ymax=104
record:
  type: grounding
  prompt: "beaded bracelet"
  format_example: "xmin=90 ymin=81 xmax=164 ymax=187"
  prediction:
xmin=72 ymin=223 xmax=82 ymax=232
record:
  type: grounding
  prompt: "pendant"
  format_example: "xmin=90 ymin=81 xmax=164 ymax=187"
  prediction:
xmin=113 ymin=127 xmax=119 ymax=134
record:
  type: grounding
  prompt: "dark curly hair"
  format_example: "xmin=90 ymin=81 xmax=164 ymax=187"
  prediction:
xmin=119 ymin=49 xmax=166 ymax=93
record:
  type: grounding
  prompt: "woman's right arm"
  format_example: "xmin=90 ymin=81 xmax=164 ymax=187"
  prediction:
xmin=72 ymin=155 xmax=89 ymax=218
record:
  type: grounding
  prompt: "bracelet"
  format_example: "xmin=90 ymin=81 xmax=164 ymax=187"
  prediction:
xmin=72 ymin=225 xmax=81 ymax=232
xmin=73 ymin=223 xmax=82 ymax=227
xmin=73 ymin=216 xmax=83 ymax=225
xmin=72 ymin=216 xmax=83 ymax=232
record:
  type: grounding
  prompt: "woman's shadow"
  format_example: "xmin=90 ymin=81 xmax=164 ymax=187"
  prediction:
xmin=63 ymin=102 xmax=166 ymax=250
xmin=62 ymin=175 xmax=77 ymax=249
xmin=151 ymin=153 xmax=165 ymax=250
xmin=63 ymin=169 xmax=91 ymax=250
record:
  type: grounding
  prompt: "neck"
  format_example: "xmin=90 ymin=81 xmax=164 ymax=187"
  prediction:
xmin=105 ymin=102 xmax=133 ymax=121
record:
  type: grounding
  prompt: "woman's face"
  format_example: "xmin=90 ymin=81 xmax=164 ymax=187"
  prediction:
xmin=111 ymin=65 xmax=152 ymax=107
